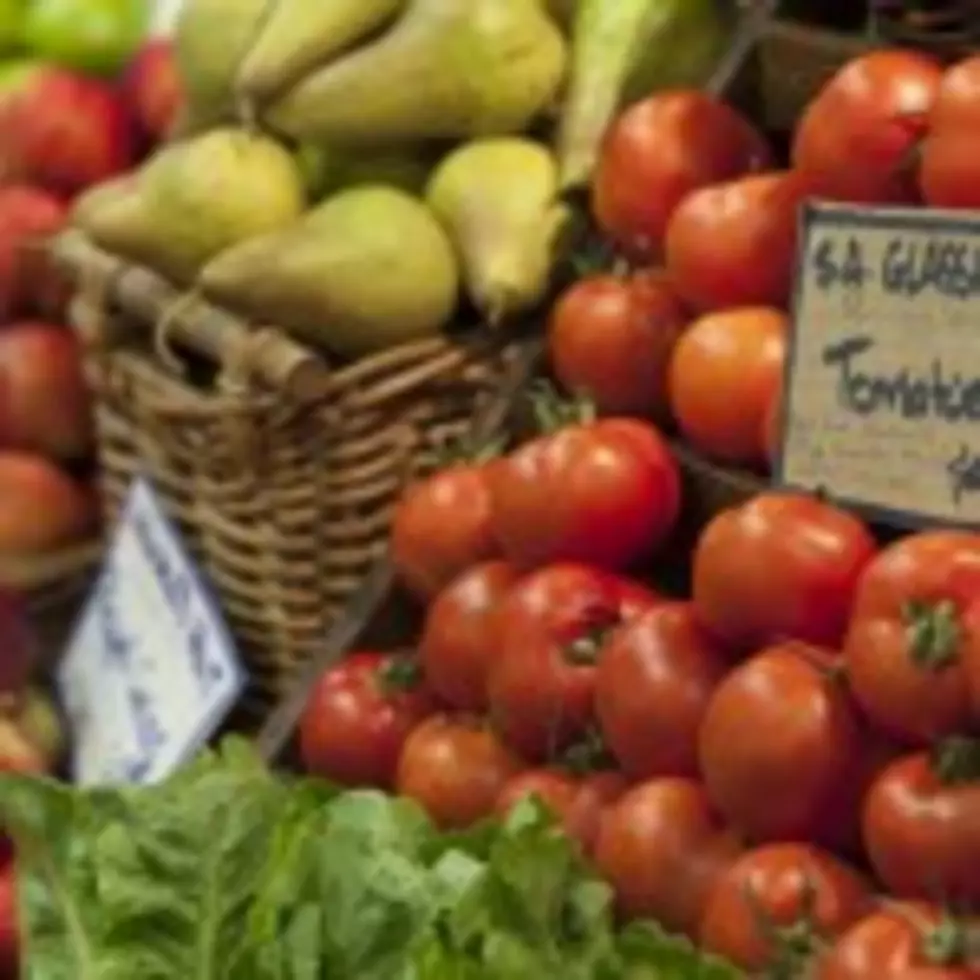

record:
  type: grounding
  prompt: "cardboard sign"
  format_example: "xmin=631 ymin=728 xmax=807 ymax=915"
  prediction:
xmin=58 ymin=479 xmax=245 ymax=786
xmin=777 ymin=201 xmax=980 ymax=529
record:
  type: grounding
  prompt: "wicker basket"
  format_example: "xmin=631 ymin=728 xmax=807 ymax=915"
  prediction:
xmin=52 ymin=230 xmax=518 ymax=715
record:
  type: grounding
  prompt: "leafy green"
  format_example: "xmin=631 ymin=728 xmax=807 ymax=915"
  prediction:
xmin=0 ymin=738 xmax=745 ymax=980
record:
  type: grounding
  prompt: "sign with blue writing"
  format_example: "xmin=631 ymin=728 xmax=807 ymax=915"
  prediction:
xmin=777 ymin=202 xmax=980 ymax=528
xmin=58 ymin=478 xmax=245 ymax=786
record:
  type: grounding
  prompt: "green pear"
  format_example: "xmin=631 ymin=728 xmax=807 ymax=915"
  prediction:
xmin=0 ymin=0 xmax=27 ymax=54
xmin=198 ymin=186 xmax=459 ymax=357
xmin=77 ymin=130 xmax=306 ymax=284
xmin=175 ymin=0 xmax=269 ymax=125
xmin=265 ymin=0 xmax=567 ymax=145
xmin=23 ymin=0 xmax=149 ymax=76
xmin=426 ymin=138 xmax=567 ymax=321
xmin=236 ymin=0 xmax=406 ymax=107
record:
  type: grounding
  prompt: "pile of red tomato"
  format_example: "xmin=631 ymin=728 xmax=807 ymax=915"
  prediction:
xmin=298 ymin=377 xmax=980 ymax=977
xmin=548 ymin=49 xmax=980 ymax=475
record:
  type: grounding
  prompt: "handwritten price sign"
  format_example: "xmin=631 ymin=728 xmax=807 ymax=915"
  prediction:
xmin=58 ymin=479 xmax=245 ymax=786
xmin=776 ymin=201 xmax=980 ymax=528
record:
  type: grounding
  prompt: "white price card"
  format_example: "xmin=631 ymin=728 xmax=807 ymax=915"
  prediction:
xmin=58 ymin=478 xmax=245 ymax=787
xmin=151 ymin=0 xmax=185 ymax=36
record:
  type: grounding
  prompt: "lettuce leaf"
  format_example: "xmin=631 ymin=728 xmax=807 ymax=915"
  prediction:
xmin=0 ymin=739 xmax=745 ymax=980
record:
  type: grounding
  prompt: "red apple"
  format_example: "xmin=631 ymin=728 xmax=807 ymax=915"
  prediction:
xmin=0 ymin=864 xmax=17 ymax=976
xmin=124 ymin=39 xmax=182 ymax=143
xmin=0 ymin=322 xmax=93 ymax=460
xmin=0 ymin=67 xmax=135 ymax=195
xmin=0 ymin=452 xmax=98 ymax=553
xmin=0 ymin=185 xmax=69 ymax=322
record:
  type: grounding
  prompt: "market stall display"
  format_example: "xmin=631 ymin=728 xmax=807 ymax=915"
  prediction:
xmin=51 ymin=0 xmax=733 ymax=712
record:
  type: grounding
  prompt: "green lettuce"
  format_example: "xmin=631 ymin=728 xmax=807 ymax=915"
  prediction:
xmin=0 ymin=739 xmax=744 ymax=980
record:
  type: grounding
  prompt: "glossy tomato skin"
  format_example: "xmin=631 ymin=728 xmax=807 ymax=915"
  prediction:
xmin=419 ymin=560 xmax=521 ymax=713
xmin=863 ymin=752 xmax=980 ymax=906
xmin=390 ymin=462 xmax=499 ymax=600
xmin=495 ymin=768 xmax=626 ymax=855
xmin=793 ymin=50 xmax=943 ymax=204
xmin=665 ymin=170 xmax=807 ymax=312
xmin=594 ymin=778 xmax=744 ymax=938
xmin=491 ymin=418 xmax=681 ymax=572
xmin=817 ymin=903 xmax=980 ymax=980
xmin=299 ymin=652 xmax=436 ymax=789
xmin=596 ymin=602 xmax=727 ymax=780
xmin=594 ymin=90 xmax=770 ymax=259
xmin=698 ymin=643 xmax=866 ymax=850
xmin=843 ymin=532 xmax=980 ymax=745
xmin=931 ymin=55 xmax=980 ymax=132
xmin=396 ymin=715 xmax=522 ymax=830
xmin=668 ymin=307 xmax=787 ymax=467
xmin=547 ymin=269 xmax=689 ymax=419
xmin=488 ymin=563 xmax=623 ymax=760
xmin=700 ymin=844 xmax=871 ymax=973
xmin=919 ymin=131 xmax=980 ymax=210
xmin=693 ymin=493 xmax=877 ymax=653
xmin=609 ymin=575 xmax=665 ymax=620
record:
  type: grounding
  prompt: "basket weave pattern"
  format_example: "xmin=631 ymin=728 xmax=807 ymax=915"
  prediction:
xmin=57 ymin=233 xmax=513 ymax=711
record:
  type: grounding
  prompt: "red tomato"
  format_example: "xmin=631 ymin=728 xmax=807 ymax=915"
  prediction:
xmin=665 ymin=170 xmax=807 ymax=312
xmin=843 ymin=532 xmax=980 ymax=745
xmin=419 ymin=560 xmax=521 ymax=713
xmin=594 ymin=778 xmax=744 ymax=937
xmin=863 ymin=749 xmax=980 ymax=907
xmin=299 ymin=652 xmax=435 ymax=789
xmin=700 ymin=844 xmax=871 ymax=973
xmin=668 ymin=307 xmax=787 ymax=467
xmin=698 ymin=643 xmax=866 ymax=849
xmin=817 ymin=903 xmax=980 ymax=980
xmin=0 ymin=865 xmax=16 ymax=979
xmin=495 ymin=768 xmax=626 ymax=855
xmin=919 ymin=131 xmax=980 ymax=210
xmin=593 ymin=91 xmax=770 ymax=260
xmin=396 ymin=715 xmax=522 ymax=829
xmin=692 ymin=492 xmax=877 ymax=653
xmin=595 ymin=602 xmax=727 ymax=780
xmin=931 ymin=55 xmax=980 ymax=132
xmin=390 ymin=461 xmax=499 ymax=600
xmin=547 ymin=269 xmax=690 ymax=419
xmin=490 ymin=416 xmax=681 ymax=572
xmin=610 ymin=576 xmax=665 ymax=620
xmin=488 ymin=563 xmax=623 ymax=760
xmin=762 ymin=381 xmax=783 ymax=469
xmin=793 ymin=50 xmax=943 ymax=204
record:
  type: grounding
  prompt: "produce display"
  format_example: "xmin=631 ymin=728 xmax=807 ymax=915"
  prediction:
xmin=70 ymin=0 xmax=730 ymax=360
xmin=0 ymin=0 xmax=181 ymax=564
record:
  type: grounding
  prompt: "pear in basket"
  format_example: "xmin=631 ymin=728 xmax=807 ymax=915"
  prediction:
xmin=197 ymin=185 xmax=459 ymax=358
xmin=236 ymin=0 xmax=406 ymax=108
xmin=73 ymin=128 xmax=306 ymax=284
xmin=174 ymin=0 xmax=269 ymax=126
xmin=426 ymin=137 xmax=568 ymax=323
xmin=264 ymin=0 xmax=566 ymax=144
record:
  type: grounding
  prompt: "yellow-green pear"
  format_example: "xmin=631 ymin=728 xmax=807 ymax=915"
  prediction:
xmin=174 ymin=0 xmax=269 ymax=124
xmin=198 ymin=186 xmax=459 ymax=357
xmin=265 ymin=0 xmax=567 ymax=145
xmin=426 ymin=138 xmax=567 ymax=322
xmin=236 ymin=0 xmax=406 ymax=106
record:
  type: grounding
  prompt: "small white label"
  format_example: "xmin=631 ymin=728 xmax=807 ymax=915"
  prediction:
xmin=151 ymin=0 xmax=185 ymax=36
xmin=58 ymin=478 xmax=245 ymax=786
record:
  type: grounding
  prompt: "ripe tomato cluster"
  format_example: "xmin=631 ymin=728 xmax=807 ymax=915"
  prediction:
xmin=549 ymin=52 xmax=980 ymax=475
xmin=301 ymin=444 xmax=980 ymax=977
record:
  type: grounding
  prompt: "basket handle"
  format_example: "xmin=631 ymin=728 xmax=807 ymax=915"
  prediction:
xmin=50 ymin=231 xmax=333 ymax=403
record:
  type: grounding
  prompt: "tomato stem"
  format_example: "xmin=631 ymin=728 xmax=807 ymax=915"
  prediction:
xmin=528 ymin=381 xmax=596 ymax=433
xmin=558 ymin=728 xmax=615 ymax=774
xmin=902 ymin=599 xmax=961 ymax=669
xmin=429 ymin=433 xmax=505 ymax=470
xmin=375 ymin=654 xmax=424 ymax=695
xmin=921 ymin=916 xmax=979 ymax=966
xmin=931 ymin=736 xmax=980 ymax=785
